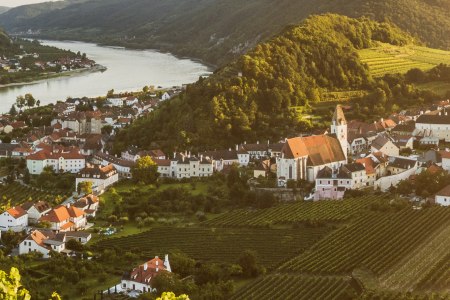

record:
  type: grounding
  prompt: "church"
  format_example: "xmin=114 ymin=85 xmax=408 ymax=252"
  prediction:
xmin=277 ymin=105 xmax=348 ymax=185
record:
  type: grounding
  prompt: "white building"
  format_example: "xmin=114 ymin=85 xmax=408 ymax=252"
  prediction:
xmin=314 ymin=163 xmax=367 ymax=200
xmin=439 ymin=151 xmax=450 ymax=172
xmin=175 ymin=156 xmax=213 ymax=179
xmin=0 ymin=207 xmax=28 ymax=232
xmin=21 ymin=201 xmax=52 ymax=224
xmin=26 ymin=149 xmax=86 ymax=175
xmin=277 ymin=106 xmax=347 ymax=185
xmin=415 ymin=110 xmax=450 ymax=142
xmin=76 ymin=164 xmax=119 ymax=194
xmin=121 ymin=256 xmax=171 ymax=294
xmin=435 ymin=185 xmax=450 ymax=206
xmin=371 ymin=135 xmax=399 ymax=157
xmin=201 ymin=149 xmax=250 ymax=172
xmin=93 ymin=152 xmax=135 ymax=179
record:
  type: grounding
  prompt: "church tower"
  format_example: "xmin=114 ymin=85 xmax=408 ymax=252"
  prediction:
xmin=331 ymin=105 xmax=348 ymax=161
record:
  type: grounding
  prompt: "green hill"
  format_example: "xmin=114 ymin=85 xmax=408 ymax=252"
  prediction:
xmin=0 ymin=0 xmax=449 ymax=66
xmin=112 ymin=14 xmax=449 ymax=153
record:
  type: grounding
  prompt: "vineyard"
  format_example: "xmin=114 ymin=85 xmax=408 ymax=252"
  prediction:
xmin=94 ymin=227 xmax=333 ymax=270
xmin=203 ymin=195 xmax=390 ymax=227
xmin=279 ymin=207 xmax=450 ymax=277
xmin=230 ymin=274 xmax=359 ymax=300
xmin=359 ymin=43 xmax=450 ymax=77
xmin=0 ymin=182 xmax=69 ymax=206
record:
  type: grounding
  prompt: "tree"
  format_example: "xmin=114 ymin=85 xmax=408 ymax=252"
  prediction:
xmin=24 ymin=94 xmax=36 ymax=108
xmin=77 ymin=181 xmax=93 ymax=195
xmin=9 ymin=105 xmax=17 ymax=116
xmin=15 ymin=96 xmax=26 ymax=112
xmin=131 ymin=156 xmax=160 ymax=184
xmin=101 ymin=125 xmax=113 ymax=135
xmin=23 ymin=169 xmax=30 ymax=185
xmin=156 ymin=292 xmax=190 ymax=300
xmin=237 ymin=250 xmax=264 ymax=278
xmin=0 ymin=267 xmax=30 ymax=300
xmin=66 ymin=239 xmax=84 ymax=252
xmin=107 ymin=89 xmax=115 ymax=97
xmin=36 ymin=100 xmax=40 ymax=107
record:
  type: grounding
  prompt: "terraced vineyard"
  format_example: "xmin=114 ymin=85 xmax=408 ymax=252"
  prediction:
xmin=94 ymin=227 xmax=333 ymax=270
xmin=0 ymin=182 xmax=68 ymax=206
xmin=359 ymin=43 xmax=450 ymax=77
xmin=416 ymin=253 xmax=450 ymax=293
xmin=230 ymin=274 xmax=359 ymax=300
xmin=279 ymin=207 xmax=450 ymax=276
xmin=204 ymin=195 xmax=390 ymax=227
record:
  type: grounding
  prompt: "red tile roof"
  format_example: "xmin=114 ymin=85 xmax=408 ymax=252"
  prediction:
xmin=7 ymin=206 xmax=27 ymax=219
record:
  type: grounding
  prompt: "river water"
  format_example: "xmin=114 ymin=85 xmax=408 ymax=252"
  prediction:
xmin=0 ymin=40 xmax=212 ymax=112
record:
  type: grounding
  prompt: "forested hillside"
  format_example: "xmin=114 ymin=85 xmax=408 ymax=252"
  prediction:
xmin=0 ymin=0 xmax=449 ymax=66
xmin=112 ymin=14 xmax=443 ymax=153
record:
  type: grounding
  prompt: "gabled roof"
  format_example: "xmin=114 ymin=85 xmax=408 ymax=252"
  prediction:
xmin=436 ymin=185 xmax=450 ymax=197
xmin=371 ymin=135 xmax=393 ymax=150
xmin=127 ymin=257 xmax=167 ymax=285
xmin=333 ymin=105 xmax=347 ymax=125
xmin=389 ymin=157 xmax=416 ymax=170
xmin=416 ymin=111 xmax=450 ymax=125
xmin=355 ymin=157 xmax=377 ymax=175
xmin=282 ymin=135 xmax=346 ymax=166
xmin=6 ymin=206 xmax=27 ymax=219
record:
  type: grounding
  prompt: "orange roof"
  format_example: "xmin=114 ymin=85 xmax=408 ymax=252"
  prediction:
xmin=7 ymin=206 xmax=27 ymax=219
xmin=283 ymin=135 xmax=346 ymax=166
xmin=439 ymin=151 xmax=450 ymax=159
xmin=427 ymin=164 xmax=443 ymax=174
xmin=60 ymin=221 xmax=75 ymax=230
xmin=28 ymin=230 xmax=48 ymax=248
xmin=40 ymin=206 xmax=70 ymax=223
xmin=129 ymin=257 xmax=167 ymax=284
xmin=68 ymin=206 xmax=85 ymax=218
xmin=356 ymin=157 xmax=376 ymax=175
xmin=27 ymin=149 xmax=85 ymax=161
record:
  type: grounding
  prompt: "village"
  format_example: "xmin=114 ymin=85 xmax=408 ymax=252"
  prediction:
xmin=0 ymin=85 xmax=449 ymax=297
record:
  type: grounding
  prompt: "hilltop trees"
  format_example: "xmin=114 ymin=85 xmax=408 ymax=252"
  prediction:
xmin=114 ymin=14 xmax=413 ymax=152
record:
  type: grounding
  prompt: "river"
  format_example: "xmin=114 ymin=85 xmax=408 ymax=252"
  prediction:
xmin=0 ymin=40 xmax=212 ymax=113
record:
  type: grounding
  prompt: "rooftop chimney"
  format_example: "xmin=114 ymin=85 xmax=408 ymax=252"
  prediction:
xmin=143 ymin=263 xmax=148 ymax=271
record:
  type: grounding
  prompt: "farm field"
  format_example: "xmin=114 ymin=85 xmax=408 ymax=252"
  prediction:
xmin=0 ymin=182 xmax=68 ymax=206
xmin=230 ymin=274 xmax=359 ymax=300
xmin=359 ymin=43 xmax=450 ymax=77
xmin=279 ymin=207 xmax=450 ymax=278
xmin=94 ymin=226 xmax=333 ymax=270
xmin=203 ymin=195 xmax=390 ymax=227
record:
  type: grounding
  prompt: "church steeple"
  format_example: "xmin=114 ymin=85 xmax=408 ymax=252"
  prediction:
xmin=331 ymin=105 xmax=348 ymax=161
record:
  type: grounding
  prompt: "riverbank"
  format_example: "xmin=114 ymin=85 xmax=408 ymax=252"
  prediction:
xmin=0 ymin=64 xmax=107 ymax=89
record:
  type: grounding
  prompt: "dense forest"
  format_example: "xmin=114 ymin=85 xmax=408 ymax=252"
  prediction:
xmin=0 ymin=0 xmax=449 ymax=66
xmin=112 ymin=14 xmax=438 ymax=153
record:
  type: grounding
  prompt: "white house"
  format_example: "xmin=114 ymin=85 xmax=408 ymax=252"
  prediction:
xmin=73 ymin=195 xmax=99 ymax=217
xmin=371 ymin=135 xmax=399 ymax=157
xmin=39 ymin=205 xmax=86 ymax=232
xmin=93 ymin=152 xmax=135 ymax=179
xmin=435 ymin=185 xmax=450 ymax=206
xmin=201 ymin=149 xmax=250 ymax=172
xmin=314 ymin=163 xmax=367 ymax=200
xmin=106 ymin=97 xmax=125 ymax=107
xmin=0 ymin=207 xmax=28 ymax=232
xmin=75 ymin=164 xmax=119 ymax=194
xmin=160 ymin=92 xmax=172 ymax=101
xmin=347 ymin=133 xmax=367 ymax=155
xmin=121 ymin=256 xmax=171 ymax=293
xmin=439 ymin=151 xmax=450 ymax=172
xmin=175 ymin=156 xmax=213 ymax=179
xmin=26 ymin=149 xmax=86 ymax=175
xmin=21 ymin=201 xmax=52 ymax=224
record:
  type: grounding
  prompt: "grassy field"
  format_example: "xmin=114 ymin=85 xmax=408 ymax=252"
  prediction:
xmin=359 ymin=43 xmax=450 ymax=78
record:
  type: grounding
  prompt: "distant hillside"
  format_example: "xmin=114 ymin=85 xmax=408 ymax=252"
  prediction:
xmin=0 ymin=0 xmax=449 ymax=66
xmin=112 ymin=14 xmax=444 ymax=153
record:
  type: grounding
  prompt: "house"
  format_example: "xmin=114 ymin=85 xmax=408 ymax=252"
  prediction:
xmin=277 ymin=106 xmax=347 ymax=185
xmin=314 ymin=163 xmax=367 ymax=200
xmin=0 ymin=207 xmax=28 ymax=232
xmin=239 ymin=142 xmax=269 ymax=160
xmin=347 ymin=133 xmax=367 ymax=155
xmin=26 ymin=148 xmax=86 ymax=175
xmin=121 ymin=255 xmax=171 ymax=293
xmin=435 ymin=185 xmax=450 ymax=206
xmin=415 ymin=110 xmax=450 ymax=142
xmin=39 ymin=205 xmax=86 ymax=232
xmin=93 ymin=152 xmax=135 ymax=178
xmin=175 ymin=156 xmax=213 ymax=179
xmin=392 ymin=135 xmax=414 ymax=150
xmin=121 ymin=146 xmax=166 ymax=162
xmin=75 ymin=164 xmax=119 ymax=194
xmin=21 ymin=201 xmax=52 ymax=224
xmin=154 ymin=159 xmax=172 ymax=177
xmin=355 ymin=157 xmax=378 ymax=186
xmin=201 ymin=149 xmax=250 ymax=172
xmin=387 ymin=157 xmax=418 ymax=175
xmin=439 ymin=151 xmax=450 ymax=172
xmin=254 ymin=160 xmax=271 ymax=178
xmin=371 ymin=135 xmax=399 ymax=157
xmin=19 ymin=229 xmax=92 ymax=258
xmin=160 ymin=92 xmax=172 ymax=101
xmin=73 ymin=195 xmax=99 ymax=217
